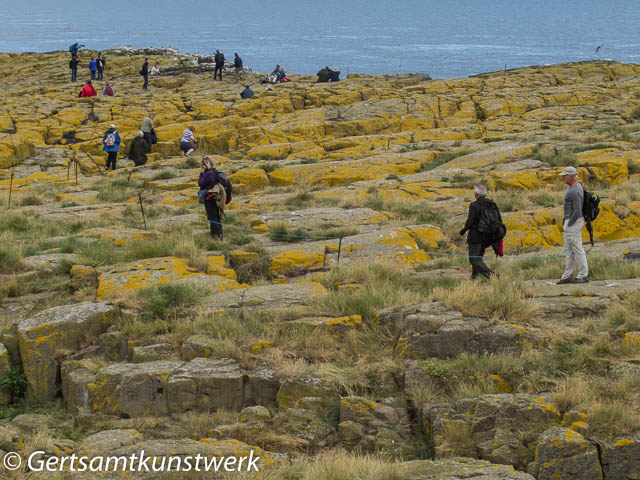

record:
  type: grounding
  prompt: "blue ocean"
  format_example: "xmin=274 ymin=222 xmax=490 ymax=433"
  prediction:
xmin=1 ymin=0 xmax=639 ymax=78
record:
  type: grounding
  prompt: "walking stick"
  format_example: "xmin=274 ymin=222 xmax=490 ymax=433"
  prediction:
xmin=8 ymin=172 xmax=14 ymax=208
xmin=138 ymin=193 xmax=147 ymax=230
xmin=336 ymin=235 xmax=344 ymax=266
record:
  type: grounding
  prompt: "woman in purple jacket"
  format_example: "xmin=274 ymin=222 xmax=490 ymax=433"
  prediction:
xmin=198 ymin=157 xmax=223 ymax=240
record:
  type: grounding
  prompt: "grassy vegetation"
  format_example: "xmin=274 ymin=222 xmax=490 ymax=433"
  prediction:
xmin=531 ymin=145 xmax=577 ymax=167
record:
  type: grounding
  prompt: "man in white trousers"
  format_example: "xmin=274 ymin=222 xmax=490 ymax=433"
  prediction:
xmin=557 ymin=166 xmax=589 ymax=284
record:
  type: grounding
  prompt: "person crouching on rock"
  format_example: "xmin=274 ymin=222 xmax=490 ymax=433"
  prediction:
xmin=180 ymin=126 xmax=197 ymax=157
xmin=199 ymin=157 xmax=225 ymax=240
xmin=128 ymin=131 xmax=148 ymax=166
xmin=102 ymin=124 xmax=121 ymax=171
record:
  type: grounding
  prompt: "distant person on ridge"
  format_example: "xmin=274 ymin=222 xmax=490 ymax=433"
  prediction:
xmin=89 ymin=57 xmax=97 ymax=80
xmin=329 ymin=65 xmax=341 ymax=82
xmin=70 ymin=42 xmax=83 ymax=56
xmin=180 ymin=126 xmax=197 ymax=157
xmin=128 ymin=131 xmax=148 ymax=166
xmin=240 ymin=84 xmax=254 ymax=99
xmin=102 ymin=124 xmax=121 ymax=171
xmin=556 ymin=166 xmax=589 ymax=284
xmin=459 ymin=184 xmax=505 ymax=280
xmin=316 ymin=66 xmax=330 ymax=83
xmin=198 ymin=156 xmax=224 ymax=241
xmin=140 ymin=58 xmax=149 ymax=90
xmin=141 ymin=113 xmax=155 ymax=153
xmin=96 ymin=52 xmax=105 ymax=80
xmin=233 ymin=53 xmax=243 ymax=79
xmin=102 ymin=82 xmax=114 ymax=96
xmin=79 ymin=80 xmax=96 ymax=97
xmin=279 ymin=67 xmax=290 ymax=83
xmin=214 ymin=50 xmax=225 ymax=80
xmin=69 ymin=55 xmax=79 ymax=82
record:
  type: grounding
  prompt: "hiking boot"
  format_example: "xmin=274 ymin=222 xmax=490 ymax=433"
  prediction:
xmin=556 ymin=277 xmax=574 ymax=285
xmin=573 ymin=277 xmax=589 ymax=284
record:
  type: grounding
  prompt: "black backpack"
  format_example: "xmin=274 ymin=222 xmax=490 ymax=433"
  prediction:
xmin=477 ymin=201 xmax=506 ymax=241
xmin=582 ymin=189 xmax=600 ymax=245
xmin=215 ymin=170 xmax=233 ymax=204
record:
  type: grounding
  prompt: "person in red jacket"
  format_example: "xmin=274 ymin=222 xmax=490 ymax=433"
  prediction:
xmin=79 ymin=80 xmax=96 ymax=97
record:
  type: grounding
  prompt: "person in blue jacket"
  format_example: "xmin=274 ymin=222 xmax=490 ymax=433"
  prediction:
xmin=102 ymin=124 xmax=121 ymax=171
xmin=89 ymin=57 xmax=97 ymax=80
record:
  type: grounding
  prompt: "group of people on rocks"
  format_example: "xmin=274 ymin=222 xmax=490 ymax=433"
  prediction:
xmin=317 ymin=65 xmax=340 ymax=82
xmin=459 ymin=168 xmax=589 ymax=284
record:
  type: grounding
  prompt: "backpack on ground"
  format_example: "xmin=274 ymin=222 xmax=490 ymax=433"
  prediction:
xmin=477 ymin=201 xmax=507 ymax=241
xmin=105 ymin=132 xmax=116 ymax=147
xmin=215 ymin=169 xmax=233 ymax=204
xmin=582 ymin=189 xmax=601 ymax=245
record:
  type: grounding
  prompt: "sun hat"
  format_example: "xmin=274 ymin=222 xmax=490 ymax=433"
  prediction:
xmin=559 ymin=166 xmax=577 ymax=176
xmin=110 ymin=124 xmax=116 ymax=129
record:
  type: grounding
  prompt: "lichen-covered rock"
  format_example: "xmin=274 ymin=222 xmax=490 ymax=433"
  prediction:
xmin=166 ymin=357 xmax=245 ymax=413
xmin=276 ymin=377 xmax=338 ymax=410
xmin=181 ymin=334 xmax=214 ymax=360
xmin=383 ymin=301 xmax=544 ymax=359
xmin=601 ymin=434 xmax=640 ymax=480
xmin=531 ymin=427 xmax=603 ymax=480
xmin=76 ymin=429 xmax=144 ymax=457
xmin=130 ymin=343 xmax=175 ymax=363
xmin=61 ymin=366 xmax=96 ymax=411
xmin=0 ymin=344 xmax=10 ymax=404
xmin=18 ymin=301 xmax=118 ymax=401
xmin=78 ymin=227 xmax=162 ymax=245
xmin=203 ymin=282 xmax=327 ymax=312
xmin=424 ymin=394 xmax=562 ymax=469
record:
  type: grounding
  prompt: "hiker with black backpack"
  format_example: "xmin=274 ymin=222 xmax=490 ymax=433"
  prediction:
xmin=102 ymin=124 xmax=121 ymax=171
xmin=460 ymin=185 xmax=506 ymax=280
xmin=557 ymin=166 xmax=589 ymax=284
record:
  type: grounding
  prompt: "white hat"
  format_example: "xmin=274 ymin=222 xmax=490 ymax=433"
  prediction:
xmin=333 ymin=66 xmax=339 ymax=72
xmin=110 ymin=124 xmax=116 ymax=129
xmin=559 ymin=166 xmax=577 ymax=176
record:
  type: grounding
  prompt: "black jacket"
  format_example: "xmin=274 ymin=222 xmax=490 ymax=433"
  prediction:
xmin=234 ymin=56 xmax=242 ymax=68
xmin=69 ymin=58 xmax=79 ymax=69
xmin=317 ymin=68 xmax=330 ymax=83
xmin=128 ymin=136 xmax=148 ymax=166
xmin=141 ymin=61 xmax=148 ymax=75
xmin=240 ymin=86 xmax=254 ymax=99
xmin=215 ymin=53 xmax=225 ymax=65
xmin=461 ymin=196 xmax=502 ymax=244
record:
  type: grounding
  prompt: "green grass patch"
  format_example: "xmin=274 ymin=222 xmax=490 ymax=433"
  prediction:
xmin=420 ymin=150 xmax=472 ymax=171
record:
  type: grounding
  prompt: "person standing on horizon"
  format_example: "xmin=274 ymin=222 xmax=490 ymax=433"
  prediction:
xmin=556 ymin=166 xmax=589 ymax=284
xmin=69 ymin=55 xmax=79 ymax=82
xmin=102 ymin=124 xmax=121 ymax=171
xmin=89 ymin=57 xmax=97 ymax=80
xmin=233 ymin=53 xmax=243 ymax=80
xmin=214 ymin=50 xmax=225 ymax=81
xmin=141 ymin=113 xmax=155 ymax=153
xmin=96 ymin=52 xmax=105 ymax=80
xmin=140 ymin=58 xmax=149 ymax=90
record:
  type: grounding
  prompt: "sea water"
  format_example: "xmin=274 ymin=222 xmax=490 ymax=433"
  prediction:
xmin=1 ymin=0 xmax=639 ymax=78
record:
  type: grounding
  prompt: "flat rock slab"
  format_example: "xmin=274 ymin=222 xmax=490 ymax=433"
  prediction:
xmin=96 ymin=256 xmax=244 ymax=300
xmin=251 ymin=207 xmax=391 ymax=234
xmin=527 ymin=278 xmax=640 ymax=298
xmin=203 ymin=282 xmax=327 ymax=312
xmin=22 ymin=253 xmax=83 ymax=272
xmin=79 ymin=227 xmax=162 ymax=245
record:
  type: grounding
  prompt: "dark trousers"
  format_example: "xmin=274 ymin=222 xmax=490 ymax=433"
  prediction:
xmin=90 ymin=70 xmax=96 ymax=80
xmin=71 ymin=68 xmax=77 ymax=82
xmin=106 ymin=152 xmax=117 ymax=170
xmin=107 ymin=152 xmax=118 ymax=170
xmin=214 ymin=64 xmax=223 ymax=80
xmin=97 ymin=68 xmax=103 ymax=80
xmin=468 ymin=243 xmax=493 ymax=279
xmin=142 ymin=73 xmax=148 ymax=90
xmin=143 ymin=132 xmax=153 ymax=153
xmin=204 ymin=199 xmax=222 ymax=238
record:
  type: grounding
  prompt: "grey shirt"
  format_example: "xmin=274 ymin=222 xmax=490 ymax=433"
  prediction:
xmin=564 ymin=182 xmax=584 ymax=226
xmin=141 ymin=117 xmax=153 ymax=133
